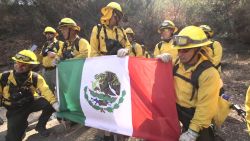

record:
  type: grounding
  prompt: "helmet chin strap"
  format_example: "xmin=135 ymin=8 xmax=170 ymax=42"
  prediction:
xmin=67 ymin=28 xmax=72 ymax=40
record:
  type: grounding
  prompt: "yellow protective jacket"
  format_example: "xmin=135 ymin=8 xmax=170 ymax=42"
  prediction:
xmin=90 ymin=24 xmax=131 ymax=56
xmin=154 ymin=40 xmax=178 ymax=62
xmin=201 ymin=40 xmax=222 ymax=69
xmin=40 ymin=39 xmax=64 ymax=68
xmin=174 ymin=54 xmax=220 ymax=132
xmin=59 ymin=36 xmax=91 ymax=59
xmin=0 ymin=71 xmax=56 ymax=106
xmin=129 ymin=42 xmax=144 ymax=57
xmin=245 ymin=86 xmax=250 ymax=134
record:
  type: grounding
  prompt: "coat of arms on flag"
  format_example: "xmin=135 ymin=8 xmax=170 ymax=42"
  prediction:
xmin=84 ymin=71 xmax=126 ymax=113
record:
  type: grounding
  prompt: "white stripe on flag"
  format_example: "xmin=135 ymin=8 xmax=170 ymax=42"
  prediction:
xmin=79 ymin=56 xmax=133 ymax=136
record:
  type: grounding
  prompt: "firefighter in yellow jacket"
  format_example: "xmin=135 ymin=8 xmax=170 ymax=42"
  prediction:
xmin=0 ymin=50 xmax=59 ymax=141
xmin=158 ymin=26 xmax=220 ymax=141
xmin=90 ymin=2 xmax=131 ymax=57
xmin=90 ymin=2 xmax=131 ymax=140
xmin=40 ymin=26 xmax=63 ymax=92
xmin=200 ymin=25 xmax=223 ymax=71
xmin=125 ymin=27 xmax=144 ymax=57
xmin=245 ymin=86 xmax=250 ymax=135
xmin=154 ymin=20 xmax=178 ymax=62
xmin=58 ymin=18 xmax=91 ymax=59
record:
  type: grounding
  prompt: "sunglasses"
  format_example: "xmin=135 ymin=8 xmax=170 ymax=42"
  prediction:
xmin=15 ymin=54 xmax=33 ymax=62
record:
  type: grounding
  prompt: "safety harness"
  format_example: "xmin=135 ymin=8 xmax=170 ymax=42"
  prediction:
xmin=41 ymin=41 xmax=60 ymax=57
xmin=61 ymin=37 xmax=81 ymax=59
xmin=173 ymin=59 xmax=215 ymax=101
xmin=0 ymin=71 xmax=38 ymax=108
xmin=96 ymin=24 xmax=127 ymax=55
xmin=157 ymin=41 xmax=163 ymax=51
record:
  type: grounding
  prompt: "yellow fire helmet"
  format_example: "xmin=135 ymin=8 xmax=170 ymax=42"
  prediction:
xmin=12 ymin=50 xmax=40 ymax=64
xmin=43 ymin=26 xmax=58 ymax=36
xmin=172 ymin=26 xmax=213 ymax=49
xmin=58 ymin=18 xmax=80 ymax=31
xmin=158 ymin=20 xmax=178 ymax=34
xmin=101 ymin=2 xmax=122 ymax=14
xmin=200 ymin=24 xmax=214 ymax=38
xmin=125 ymin=27 xmax=134 ymax=35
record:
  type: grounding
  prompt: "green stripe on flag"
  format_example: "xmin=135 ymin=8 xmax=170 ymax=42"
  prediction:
xmin=57 ymin=59 xmax=86 ymax=124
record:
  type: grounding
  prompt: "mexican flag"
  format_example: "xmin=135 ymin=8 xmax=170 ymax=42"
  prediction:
xmin=56 ymin=56 xmax=180 ymax=141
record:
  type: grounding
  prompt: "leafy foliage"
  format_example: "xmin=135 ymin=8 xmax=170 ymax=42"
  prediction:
xmin=0 ymin=0 xmax=250 ymax=50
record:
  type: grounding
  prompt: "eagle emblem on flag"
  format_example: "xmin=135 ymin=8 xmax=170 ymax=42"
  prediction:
xmin=84 ymin=71 xmax=126 ymax=113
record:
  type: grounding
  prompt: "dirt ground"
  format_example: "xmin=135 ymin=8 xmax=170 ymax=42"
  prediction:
xmin=0 ymin=39 xmax=250 ymax=141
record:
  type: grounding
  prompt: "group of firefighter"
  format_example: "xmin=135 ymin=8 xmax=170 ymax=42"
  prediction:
xmin=0 ymin=1 xmax=250 ymax=141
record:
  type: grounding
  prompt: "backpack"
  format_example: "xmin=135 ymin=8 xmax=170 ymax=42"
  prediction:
xmin=173 ymin=60 xmax=215 ymax=101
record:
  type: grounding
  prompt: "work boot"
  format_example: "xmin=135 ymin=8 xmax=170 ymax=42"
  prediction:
xmin=35 ymin=127 xmax=50 ymax=137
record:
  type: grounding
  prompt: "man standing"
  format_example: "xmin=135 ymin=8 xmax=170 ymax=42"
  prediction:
xmin=58 ymin=18 xmax=91 ymax=60
xmin=154 ymin=20 xmax=178 ymax=63
xmin=40 ymin=26 xmax=63 ymax=93
xmin=89 ymin=2 xmax=131 ymax=140
xmin=90 ymin=2 xmax=131 ymax=57
xmin=125 ymin=27 xmax=144 ymax=57
xmin=199 ymin=25 xmax=223 ymax=71
xmin=0 ymin=50 xmax=59 ymax=140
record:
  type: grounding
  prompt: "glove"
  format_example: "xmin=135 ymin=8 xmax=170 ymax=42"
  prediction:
xmin=52 ymin=102 xmax=60 ymax=112
xmin=156 ymin=53 xmax=172 ymax=63
xmin=48 ymin=51 xmax=56 ymax=58
xmin=179 ymin=129 xmax=199 ymax=141
xmin=117 ymin=48 xmax=129 ymax=57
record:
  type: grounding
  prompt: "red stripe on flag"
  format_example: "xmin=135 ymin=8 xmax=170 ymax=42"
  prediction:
xmin=129 ymin=57 xmax=180 ymax=141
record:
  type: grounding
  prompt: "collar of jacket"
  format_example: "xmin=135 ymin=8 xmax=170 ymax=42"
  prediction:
xmin=162 ymin=39 xmax=173 ymax=44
